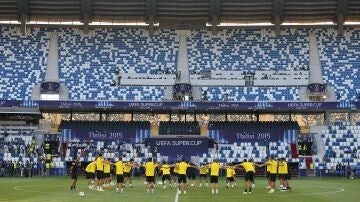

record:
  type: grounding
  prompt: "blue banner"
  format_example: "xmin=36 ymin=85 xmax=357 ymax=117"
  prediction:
xmin=0 ymin=100 xmax=359 ymax=111
xmin=208 ymin=129 xmax=298 ymax=144
xmin=145 ymin=137 xmax=209 ymax=161
xmin=62 ymin=128 xmax=150 ymax=143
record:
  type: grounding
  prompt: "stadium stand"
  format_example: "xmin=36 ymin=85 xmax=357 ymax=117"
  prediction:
xmin=2 ymin=26 xmax=360 ymax=102
xmin=0 ymin=27 xmax=49 ymax=100
xmin=200 ymin=141 xmax=298 ymax=164
xmin=206 ymin=121 xmax=299 ymax=164
xmin=59 ymin=121 xmax=151 ymax=141
xmin=159 ymin=121 xmax=200 ymax=135
xmin=59 ymin=28 xmax=178 ymax=74
xmin=69 ymin=85 xmax=165 ymax=101
xmin=317 ymin=122 xmax=360 ymax=170
xmin=317 ymin=28 xmax=360 ymax=101
xmin=58 ymin=28 xmax=177 ymax=100
xmin=187 ymin=28 xmax=309 ymax=73
xmin=0 ymin=123 xmax=38 ymax=135
xmin=0 ymin=130 xmax=45 ymax=177
xmin=63 ymin=139 xmax=149 ymax=163
xmin=202 ymin=86 xmax=300 ymax=101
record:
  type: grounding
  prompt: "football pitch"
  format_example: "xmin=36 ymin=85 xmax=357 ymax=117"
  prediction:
xmin=0 ymin=177 xmax=359 ymax=202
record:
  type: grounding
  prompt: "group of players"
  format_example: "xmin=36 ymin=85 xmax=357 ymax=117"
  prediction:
xmin=70 ymin=153 xmax=291 ymax=195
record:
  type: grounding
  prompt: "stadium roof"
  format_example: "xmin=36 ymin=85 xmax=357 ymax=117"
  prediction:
xmin=1 ymin=0 xmax=359 ymax=34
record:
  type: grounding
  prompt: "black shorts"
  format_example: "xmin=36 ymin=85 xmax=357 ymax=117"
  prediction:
xmin=187 ymin=173 xmax=196 ymax=180
xmin=266 ymin=171 xmax=270 ymax=179
xmin=104 ymin=173 xmax=111 ymax=178
xmin=200 ymin=174 xmax=208 ymax=178
xmin=117 ymin=175 xmax=124 ymax=183
xmin=245 ymin=171 xmax=254 ymax=181
xmin=71 ymin=173 xmax=77 ymax=179
xmin=146 ymin=176 xmax=155 ymax=183
xmin=269 ymin=173 xmax=276 ymax=182
xmin=227 ymin=177 xmax=235 ymax=182
xmin=86 ymin=172 xmax=95 ymax=179
xmin=287 ymin=173 xmax=291 ymax=180
xmin=124 ymin=172 xmax=131 ymax=177
xmin=210 ymin=176 xmax=218 ymax=183
xmin=178 ymin=174 xmax=187 ymax=184
xmin=280 ymin=174 xmax=288 ymax=180
xmin=97 ymin=170 xmax=104 ymax=179
xmin=162 ymin=174 xmax=171 ymax=181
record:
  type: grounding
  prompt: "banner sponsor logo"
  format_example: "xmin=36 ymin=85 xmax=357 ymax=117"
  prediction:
xmin=88 ymin=131 xmax=123 ymax=139
xmin=287 ymin=102 xmax=323 ymax=109
xmin=155 ymin=140 xmax=203 ymax=146
xmin=146 ymin=138 xmax=209 ymax=161
xmin=0 ymin=100 xmax=358 ymax=110
xmin=209 ymin=129 xmax=298 ymax=144
xmin=0 ymin=101 xmax=6 ymax=106
xmin=236 ymin=132 xmax=271 ymax=140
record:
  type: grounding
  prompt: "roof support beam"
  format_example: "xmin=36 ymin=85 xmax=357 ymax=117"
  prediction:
xmin=146 ymin=0 xmax=157 ymax=35
xmin=17 ymin=0 xmax=28 ymax=34
xmin=336 ymin=0 xmax=348 ymax=35
xmin=272 ymin=0 xmax=284 ymax=36
xmin=210 ymin=0 xmax=221 ymax=35
xmin=81 ymin=0 xmax=92 ymax=34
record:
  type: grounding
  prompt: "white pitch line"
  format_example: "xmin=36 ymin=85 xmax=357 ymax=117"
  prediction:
xmin=174 ymin=189 xmax=179 ymax=202
xmin=13 ymin=185 xmax=345 ymax=199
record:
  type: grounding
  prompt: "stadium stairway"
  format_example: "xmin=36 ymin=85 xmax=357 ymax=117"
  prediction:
xmin=308 ymin=32 xmax=324 ymax=85
xmin=191 ymin=86 xmax=202 ymax=100
xmin=200 ymin=125 xmax=208 ymax=136
xmin=32 ymin=32 xmax=69 ymax=100
xmin=290 ymin=143 xmax=299 ymax=158
xmin=151 ymin=124 xmax=159 ymax=136
xmin=310 ymin=126 xmax=327 ymax=160
xmin=176 ymin=30 xmax=191 ymax=83
xmin=307 ymin=32 xmax=337 ymax=101
xmin=164 ymin=86 xmax=173 ymax=100
xmin=298 ymin=87 xmax=309 ymax=101
xmin=305 ymin=157 xmax=313 ymax=170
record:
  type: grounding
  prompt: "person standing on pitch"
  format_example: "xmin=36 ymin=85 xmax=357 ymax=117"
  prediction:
xmin=123 ymin=158 xmax=136 ymax=188
xmin=235 ymin=159 xmax=257 ymax=194
xmin=103 ymin=159 xmax=112 ymax=189
xmin=143 ymin=158 xmax=158 ymax=193
xmin=172 ymin=161 xmax=179 ymax=186
xmin=160 ymin=160 xmax=173 ymax=189
xmin=114 ymin=157 xmax=125 ymax=193
xmin=70 ymin=157 xmax=80 ymax=190
xmin=258 ymin=156 xmax=278 ymax=194
xmin=176 ymin=159 xmax=198 ymax=194
xmin=187 ymin=161 xmax=198 ymax=188
xmin=264 ymin=157 xmax=271 ymax=189
xmin=198 ymin=163 xmax=209 ymax=188
xmin=85 ymin=160 xmax=96 ymax=190
xmin=209 ymin=159 xmax=222 ymax=194
xmin=96 ymin=153 xmax=109 ymax=192
xmin=278 ymin=158 xmax=290 ymax=191
xmin=225 ymin=163 xmax=236 ymax=189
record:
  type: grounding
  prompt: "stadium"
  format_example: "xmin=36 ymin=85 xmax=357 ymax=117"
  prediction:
xmin=0 ymin=0 xmax=360 ymax=201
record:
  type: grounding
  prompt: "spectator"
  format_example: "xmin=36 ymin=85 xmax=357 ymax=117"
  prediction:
xmin=336 ymin=163 xmax=341 ymax=176
xmin=346 ymin=163 xmax=352 ymax=179
xmin=341 ymin=163 xmax=346 ymax=176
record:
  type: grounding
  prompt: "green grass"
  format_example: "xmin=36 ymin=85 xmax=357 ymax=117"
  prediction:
xmin=0 ymin=176 xmax=359 ymax=202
